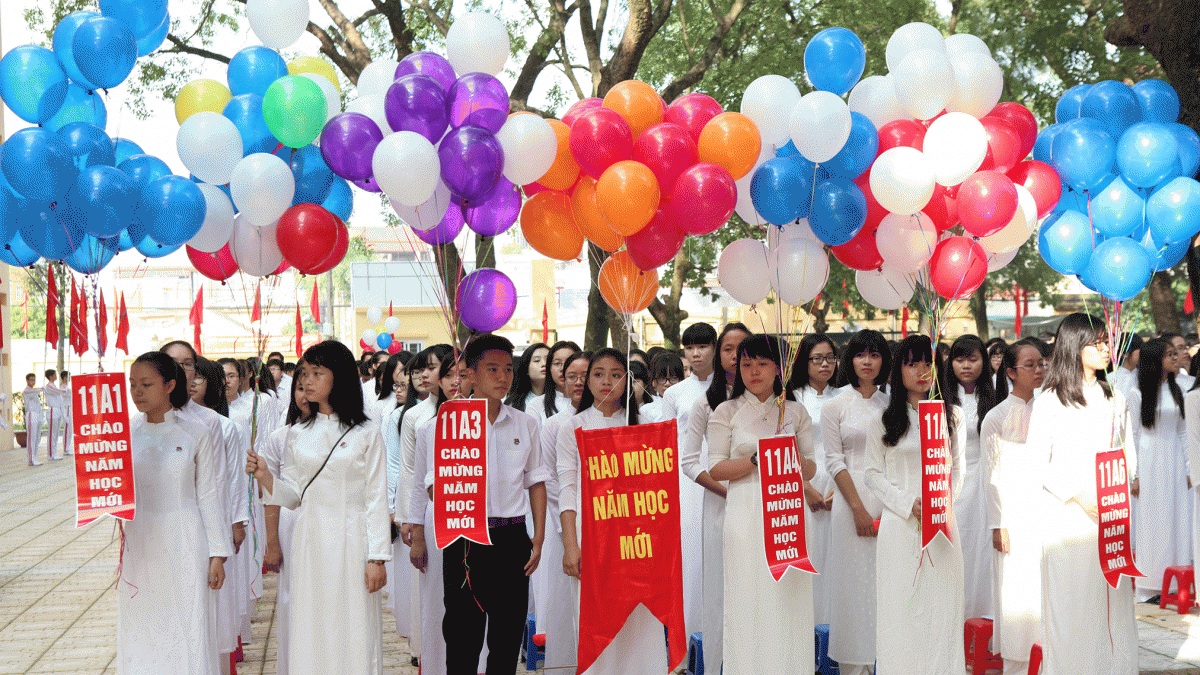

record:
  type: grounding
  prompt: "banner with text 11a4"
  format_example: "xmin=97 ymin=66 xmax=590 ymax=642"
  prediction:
xmin=758 ymin=435 xmax=815 ymax=580
xmin=919 ymin=400 xmax=952 ymax=548
xmin=1095 ymin=447 xmax=1143 ymax=588
xmin=72 ymin=373 xmax=134 ymax=527
xmin=433 ymin=398 xmax=490 ymax=549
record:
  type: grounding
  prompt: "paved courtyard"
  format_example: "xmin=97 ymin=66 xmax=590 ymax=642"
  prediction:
xmin=0 ymin=440 xmax=1197 ymax=674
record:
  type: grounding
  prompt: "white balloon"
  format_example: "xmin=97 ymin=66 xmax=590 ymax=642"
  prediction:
xmin=945 ymin=53 xmax=1004 ymax=118
xmin=300 ymin=73 xmax=341 ymax=125
xmin=189 ymin=183 xmax=237 ymax=253
xmin=230 ymin=153 xmax=295 ymax=226
xmin=789 ymin=91 xmax=852 ymax=163
xmin=891 ymin=48 xmax=957 ymax=121
xmin=391 ymin=180 xmax=451 ymax=231
xmin=374 ymin=131 xmax=440 ymax=207
xmin=878 ymin=211 xmax=938 ymax=273
xmin=767 ymin=219 xmax=821 ymax=249
xmin=362 ymin=328 xmax=378 ymax=344
xmin=718 ymin=238 xmax=771 ymax=305
xmin=985 ymin=246 xmax=1020 ymax=272
xmin=944 ymin=33 xmax=991 ymax=59
xmin=384 ymin=316 xmax=401 ymax=332
xmin=856 ymin=266 xmax=915 ymax=310
xmin=869 ymin=147 xmax=936 ymax=215
xmin=496 ymin=114 xmax=557 ymax=185
xmin=446 ymin=13 xmax=510 ymax=77
xmin=367 ymin=306 xmax=383 ymax=324
xmin=734 ymin=169 xmax=769 ymax=227
xmin=177 ymin=112 xmax=242 ymax=185
xmin=345 ymin=95 xmax=393 ymax=135
xmin=741 ymin=75 xmax=802 ymax=147
xmin=923 ymin=112 xmax=987 ymax=186
xmin=977 ymin=185 xmax=1038 ymax=253
xmin=357 ymin=59 xmax=400 ymax=99
xmin=848 ymin=75 xmax=906 ymax=130
xmin=247 ymin=0 xmax=310 ymax=49
xmin=885 ymin=22 xmax=946 ymax=71
xmin=229 ymin=216 xmax=283 ymax=276
xmin=767 ymin=237 xmax=829 ymax=305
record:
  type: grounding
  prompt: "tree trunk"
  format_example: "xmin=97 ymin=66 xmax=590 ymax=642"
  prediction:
xmin=645 ymin=248 xmax=690 ymax=348
xmin=609 ymin=311 xmax=637 ymax=351
xmin=970 ymin=281 xmax=989 ymax=341
xmin=583 ymin=243 xmax=610 ymax=351
xmin=433 ymin=243 xmax=469 ymax=343
xmin=1147 ymin=270 xmax=1182 ymax=334
xmin=1106 ymin=2 xmax=1200 ymax=134
xmin=474 ymin=235 xmax=496 ymax=270
xmin=812 ymin=298 xmax=829 ymax=334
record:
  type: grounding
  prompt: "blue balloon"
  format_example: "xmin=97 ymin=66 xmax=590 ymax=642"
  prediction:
xmin=804 ymin=27 xmax=866 ymax=97
xmin=1132 ymin=79 xmax=1180 ymax=124
xmin=1147 ymin=176 xmax=1200 ymax=244
xmin=1091 ymin=175 xmax=1145 ymax=238
xmin=134 ymin=235 xmax=181 ymax=258
xmin=749 ymin=158 xmax=812 ymax=225
xmin=775 ymin=140 xmax=799 ymax=158
xmin=136 ymin=12 xmax=169 ymax=57
xmin=116 ymin=226 xmax=141 ymax=252
xmin=1086 ymin=236 xmax=1153 ymax=301
xmin=1032 ymin=124 xmax=1063 ymax=164
xmin=1141 ymin=230 xmax=1189 ymax=272
xmin=99 ymin=0 xmax=168 ymax=39
xmin=52 ymin=11 xmax=101 ymax=90
xmin=118 ymin=154 xmax=172 ymax=192
xmin=809 ymin=177 xmax=866 ymax=246
xmin=136 ymin=175 xmax=206 ymax=246
xmin=1050 ymin=183 xmax=1087 ymax=216
xmin=0 ymin=45 xmax=68 ymax=124
xmin=1116 ymin=122 xmax=1179 ymax=188
xmin=1038 ymin=210 xmax=1095 ymax=275
xmin=376 ymin=333 xmax=394 ymax=349
xmin=111 ymin=138 xmax=144 ymax=166
xmin=77 ymin=165 xmax=137 ymax=234
xmin=223 ymin=94 xmax=286 ymax=155
xmin=290 ymin=145 xmax=335 ymax=205
xmin=0 ymin=230 xmax=40 ymax=267
xmin=322 ymin=176 xmax=354 ymax=221
xmin=65 ymin=233 xmax=118 ymax=274
xmin=824 ymin=112 xmax=877 ymax=179
xmin=1080 ymin=80 xmax=1143 ymax=141
xmin=1050 ymin=117 xmax=1116 ymax=193
xmin=227 ymin=46 xmax=290 ymax=98
xmin=0 ymin=127 xmax=78 ymax=202
xmin=58 ymin=122 xmax=115 ymax=170
xmin=43 ymin=82 xmax=108 ymax=132
xmin=72 ymin=16 xmax=137 ymax=90
xmin=1168 ymin=123 xmax=1200 ymax=178
xmin=1054 ymin=84 xmax=1091 ymax=123
xmin=18 ymin=201 xmax=85 ymax=260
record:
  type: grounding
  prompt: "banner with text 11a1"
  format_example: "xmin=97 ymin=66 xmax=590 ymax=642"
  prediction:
xmin=758 ymin=435 xmax=816 ymax=580
xmin=1095 ymin=447 xmax=1143 ymax=588
xmin=433 ymin=398 xmax=490 ymax=549
xmin=919 ymin=400 xmax=952 ymax=548
xmin=576 ymin=419 xmax=685 ymax=675
xmin=72 ymin=373 xmax=135 ymax=527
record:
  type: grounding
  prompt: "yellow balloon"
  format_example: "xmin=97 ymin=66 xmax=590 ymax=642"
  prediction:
xmin=175 ymin=79 xmax=233 ymax=124
xmin=288 ymin=56 xmax=340 ymax=91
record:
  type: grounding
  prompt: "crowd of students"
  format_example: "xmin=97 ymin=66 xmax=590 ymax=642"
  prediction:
xmin=21 ymin=368 xmax=72 ymax=465
xmin=108 ymin=312 xmax=1199 ymax=675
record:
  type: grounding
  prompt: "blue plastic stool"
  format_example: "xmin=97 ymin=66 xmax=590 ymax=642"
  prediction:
xmin=685 ymin=631 xmax=704 ymax=675
xmin=815 ymin=624 xmax=839 ymax=675
xmin=522 ymin=613 xmax=545 ymax=671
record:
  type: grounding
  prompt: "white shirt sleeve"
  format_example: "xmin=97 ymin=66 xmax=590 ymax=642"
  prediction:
xmin=556 ymin=417 xmax=582 ymax=514
xmin=680 ymin=396 xmax=711 ymax=482
xmin=979 ymin=405 xmax=1003 ymax=530
xmin=822 ymin=395 xmax=849 ymax=477
xmin=397 ymin=407 xmax=420 ymax=523
xmin=706 ymin=401 xmax=734 ymax=467
xmin=384 ymin=408 xmax=402 ymax=515
xmin=409 ymin=419 xmax=434 ymax=525
xmin=194 ymin=422 xmax=234 ymax=559
xmin=362 ymin=427 xmax=392 ymax=561
xmin=523 ymin=415 xmax=548 ymax=489
xmin=1186 ymin=390 xmax=1200 ymax=484
xmin=863 ymin=418 xmax=913 ymax=520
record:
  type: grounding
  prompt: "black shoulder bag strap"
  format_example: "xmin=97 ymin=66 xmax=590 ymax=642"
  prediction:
xmin=299 ymin=423 xmax=355 ymax=502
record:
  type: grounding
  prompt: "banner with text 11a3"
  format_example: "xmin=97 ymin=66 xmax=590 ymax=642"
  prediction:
xmin=1096 ymin=447 xmax=1142 ymax=588
xmin=758 ymin=435 xmax=815 ymax=580
xmin=72 ymin=373 xmax=135 ymax=527
xmin=433 ymin=398 xmax=490 ymax=549
xmin=919 ymin=400 xmax=952 ymax=548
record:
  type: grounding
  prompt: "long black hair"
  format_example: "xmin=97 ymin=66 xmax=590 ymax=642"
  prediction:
xmin=544 ymin=340 xmax=582 ymax=418
xmin=729 ymin=334 xmax=796 ymax=402
xmin=787 ymin=333 xmax=838 ymax=392
xmin=1138 ymin=338 xmax=1184 ymax=428
xmin=629 ymin=359 xmax=655 ymax=405
xmin=881 ymin=335 xmax=953 ymax=447
xmin=940 ymin=335 xmax=999 ymax=433
xmin=506 ymin=342 xmax=549 ymax=411
xmin=575 ymin=348 xmax=639 ymax=425
xmin=1044 ymin=313 xmax=1111 ymax=408
xmin=835 ymin=329 xmax=890 ymax=389
xmin=432 ymin=354 xmax=461 ymax=412
xmin=377 ymin=352 xmax=406 ymax=402
xmin=285 ymin=358 xmax=311 ymax=425
xmin=706 ymin=322 xmax=751 ymax=410
xmin=194 ymin=357 xmax=229 ymax=417
xmin=133 ymin=351 xmax=189 ymax=410
xmin=302 ymin=340 xmax=368 ymax=428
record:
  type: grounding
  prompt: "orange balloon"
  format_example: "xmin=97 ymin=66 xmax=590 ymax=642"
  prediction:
xmin=520 ymin=191 xmax=584 ymax=261
xmin=595 ymin=160 xmax=660 ymax=236
xmin=538 ymin=120 xmax=581 ymax=191
xmin=603 ymin=80 xmax=664 ymax=138
xmin=570 ymin=176 xmax=624 ymax=252
xmin=599 ymin=250 xmax=659 ymax=314
xmin=697 ymin=112 xmax=761 ymax=180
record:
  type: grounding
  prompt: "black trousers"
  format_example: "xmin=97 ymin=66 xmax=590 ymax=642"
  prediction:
xmin=442 ymin=522 xmax=532 ymax=675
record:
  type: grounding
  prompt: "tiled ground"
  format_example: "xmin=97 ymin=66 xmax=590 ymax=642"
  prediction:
xmin=1 ymin=440 xmax=1197 ymax=674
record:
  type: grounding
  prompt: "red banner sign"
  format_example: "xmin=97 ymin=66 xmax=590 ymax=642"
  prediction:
xmin=919 ymin=400 xmax=952 ymax=548
xmin=72 ymin=373 xmax=135 ymax=527
xmin=433 ymin=398 xmax=490 ymax=549
xmin=576 ymin=420 xmax=685 ymax=674
xmin=758 ymin=435 xmax=816 ymax=580
xmin=1096 ymin=447 xmax=1143 ymax=588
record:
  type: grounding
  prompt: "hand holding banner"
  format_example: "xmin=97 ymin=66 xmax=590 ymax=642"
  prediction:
xmin=72 ymin=373 xmax=135 ymax=527
xmin=433 ymin=398 xmax=490 ymax=549
xmin=758 ymin=436 xmax=816 ymax=580
xmin=919 ymin=400 xmax=952 ymax=548
xmin=1095 ymin=447 xmax=1142 ymax=588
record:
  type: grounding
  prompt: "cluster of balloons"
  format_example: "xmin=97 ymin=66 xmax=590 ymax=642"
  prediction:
xmin=720 ymin=23 xmax=1058 ymax=309
xmin=359 ymin=308 xmax=406 ymax=353
xmin=1038 ymin=79 xmax=1199 ymax=301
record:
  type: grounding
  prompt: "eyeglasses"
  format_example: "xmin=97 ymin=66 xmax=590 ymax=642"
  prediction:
xmin=564 ymin=373 xmax=586 ymax=384
xmin=1015 ymin=362 xmax=1048 ymax=371
xmin=808 ymin=355 xmax=837 ymax=365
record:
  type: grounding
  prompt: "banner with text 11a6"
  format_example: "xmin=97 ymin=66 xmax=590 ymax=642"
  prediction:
xmin=433 ymin=398 xmax=490 ymax=549
xmin=72 ymin=373 xmax=135 ymax=527
xmin=758 ymin=435 xmax=816 ymax=580
xmin=1095 ymin=447 xmax=1143 ymax=588
xmin=919 ymin=400 xmax=952 ymax=548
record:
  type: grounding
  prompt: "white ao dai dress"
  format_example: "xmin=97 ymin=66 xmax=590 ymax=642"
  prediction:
xmin=383 ymin=404 xmax=415 ymax=645
xmin=536 ymin=407 xmax=578 ymax=671
xmin=261 ymin=426 xmax=297 ymax=675
xmin=794 ymin=384 xmax=842 ymax=624
xmin=1185 ymin=390 xmax=1200 ymax=576
xmin=683 ymin=393 xmax=727 ymax=673
xmin=228 ymin=392 xmax=276 ymax=637
xmin=954 ymin=385 xmax=995 ymax=619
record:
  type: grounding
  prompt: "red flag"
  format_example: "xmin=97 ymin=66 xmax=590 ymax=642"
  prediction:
xmin=69 ymin=276 xmax=82 ymax=354
xmin=96 ymin=288 xmax=108 ymax=356
xmin=542 ymin=299 xmax=549 ymax=343
xmin=21 ymin=288 xmax=28 ymax=334
xmin=46 ymin=265 xmax=59 ymax=347
xmin=115 ymin=293 xmax=130 ymax=354
xmin=1014 ymin=287 xmax=1023 ymax=336
xmin=1186 ymin=288 xmax=1194 ymax=315
xmin=189 ymin=287 xmax=204 ymax=355
xmin=388 ymin=300 xmax=393 ymax=317
xmin=250 ymin=283 xmax=261 ymax=324
xmin=76 ymin=281 xmax=88 ymax=356
xmin=295 ymin=302 xmax=303 ymax=358
xmin=901 ymin=305 xmax=909 ymax=339
xmin=310 ymin=282 xmax=321 ymax=323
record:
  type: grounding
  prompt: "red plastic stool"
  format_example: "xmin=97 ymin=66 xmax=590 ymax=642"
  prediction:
xmin=964 ymin=618 xmax=1003 ymax=674
xmin=1028 ymin=642 xmax=1042 ymax=675
xmin=1160 ymin=565 xmax=1196 ymax=614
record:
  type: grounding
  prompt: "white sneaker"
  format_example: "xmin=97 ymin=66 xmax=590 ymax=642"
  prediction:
xmin=29 ymin=460 xmax=43 ymax=466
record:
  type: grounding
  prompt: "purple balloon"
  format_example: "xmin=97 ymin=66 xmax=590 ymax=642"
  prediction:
xmin=439 ymin=126 xmax=504 ymax=204
xmin=466 ymin=177 xmax=521 ymax=236
xmin=395 ymin=51 xmax=456 ymax=94
xmin=457 ymin=268 xmax=517 ymax=333
xmin=385 ymin=75 xmax=449 ymax=144
xmin=447 ymin=73 xmax=509 ymax=133
xmin=353 ymin=176 xmax=382 ymax=193
xmin=413 ymin=203 xmax=464 ymax=245
xmin=319 ymin=113 xmax=383 ymax=182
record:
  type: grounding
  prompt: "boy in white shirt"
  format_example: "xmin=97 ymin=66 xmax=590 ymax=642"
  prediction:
xmin=22 ymin=373 xmax=44 ymax=466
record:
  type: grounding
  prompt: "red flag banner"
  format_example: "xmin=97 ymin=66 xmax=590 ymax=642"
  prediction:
xmin=96 ymin=288 xmax=108 ymax=356
xmin=294 ymin=303 xmax=303 ymax=358
xmin=1096 ymin=447 xmax=1142 ymax=588
xmin=250 ymin=282 xmax=261 ymax=324
xmin=433 ymin=398 xmax=490 ymax=549
xmin=542 ymin=299 xmax=549 ymax=343
xmin=310 ymin=282 xmax=321 ymax=323
xmin=576 ymin=419 xmax=685 ymax=674
xmin=758 ymin=435 xmax=816 ymax=580
xmin=69 ymin=276 xmax=82 ymax=354
xmin=189 ymin=287 xmax=204 ymax=354
xmin=919 ymin=400 xmax=953 ymax=548
xmin=72 ymin=372 xmax=135 ymax=526
xmin=115 ymin=293 xmax=130 ymax=354
xmin=76 ymin=280 xmax=88 ymax=356
xmin=46 ymin=265 xmax=59 ymax=347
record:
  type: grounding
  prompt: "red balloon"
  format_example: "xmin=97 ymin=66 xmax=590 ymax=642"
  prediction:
xmin=273 ymin=260 xmax=291 ymax=275
xmin=957 ymin=171 xmax=1019 ymax=237
xmin=569 ymin=108 xmax=634 ymax=179
xmin=877 ymin=120 xmax=926 ymax=154
xmin=831 ymin=222 xmax=883 ymax=271
xmin=626 ymin=205 xmax=685 ymax=270
xmin=522 ymin=182 xmax=548 ymax=198
xmin=922 ymin=183 xmax=959 ymax=232
xmin=663 ymin=93 xmax=723 ymax=142
xmin=277 ymin=203 xmax=341 ymax=273
xmin=360 ymin=339 xmax=372 ymax=350
xmin=633 ymin=123 xmax=698 ymax=195
xmin=978 ymin=116 xmax=1023 ymax=174
xmin=1007 ymin=160 xmax=1062 ymax=218
xmin=988 ymin=102 xmax=1038 ymax=159
xmin=670 ymin=163 xmax=736 ymax=236
xmin=853 ymin=173 xmax=889 ymax=230
xmin=387 ymin=340 xmax=403 ymax=354
xmin=188 ymin=244 xmax=238 ymax=281
xmin=928 ymin=236 xmax=988 ymax=300
xmin=562 ymin=98 xmax=603 ymax=127
xmin=308 ymin=217 xmax=350 ymax=274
